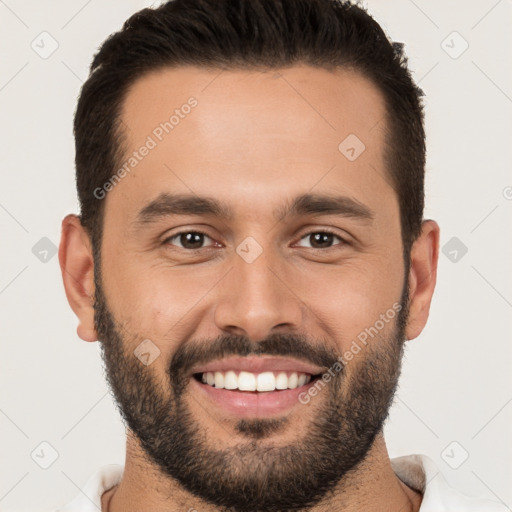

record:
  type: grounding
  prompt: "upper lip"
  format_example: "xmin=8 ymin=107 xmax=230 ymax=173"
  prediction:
xmin=190 ymin=356 xmax=326 ymax=377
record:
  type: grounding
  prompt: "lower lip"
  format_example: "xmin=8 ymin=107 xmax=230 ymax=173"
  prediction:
xmin=191 ymin=377 xmax=317 ymax=418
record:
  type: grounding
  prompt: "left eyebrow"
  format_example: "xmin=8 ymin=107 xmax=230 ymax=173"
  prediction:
xmin=276 ymin=193 xmax=374 ymax=223
xmin=131 ymin=191 xmax=375 ymax=229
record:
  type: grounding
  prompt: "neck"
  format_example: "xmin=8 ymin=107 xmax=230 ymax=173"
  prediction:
xmin=103 ymin=431 xmax=422 ymax=512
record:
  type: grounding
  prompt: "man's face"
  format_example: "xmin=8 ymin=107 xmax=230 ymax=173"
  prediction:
xmin=95 ymin=65 xmax=408 ymax=511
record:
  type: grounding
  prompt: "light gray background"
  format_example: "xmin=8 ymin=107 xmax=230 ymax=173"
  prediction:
xmin=1 ymin=1 xmax=511 ymax=511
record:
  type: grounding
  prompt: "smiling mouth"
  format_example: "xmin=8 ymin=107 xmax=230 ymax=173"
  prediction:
xmin=193 ymin=370 xmax=322 ymax=392
xmin=188 ymin=356 xmax=327 ymax=416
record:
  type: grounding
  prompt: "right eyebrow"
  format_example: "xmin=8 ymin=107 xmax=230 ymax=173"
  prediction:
xmin=132 ymin=193 xmax=233 ymax=227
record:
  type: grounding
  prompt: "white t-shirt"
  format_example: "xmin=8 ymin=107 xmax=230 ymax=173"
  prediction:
xmin=54 ymin=454 xmax=508 ymax=511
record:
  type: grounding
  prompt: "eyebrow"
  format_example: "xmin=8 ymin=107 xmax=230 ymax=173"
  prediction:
xmin=132 ymin=192 xmax=374 ymax=227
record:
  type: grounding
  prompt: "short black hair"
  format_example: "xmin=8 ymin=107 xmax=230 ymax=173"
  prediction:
xmin=74 ymin=0 xmax=425 ymax=262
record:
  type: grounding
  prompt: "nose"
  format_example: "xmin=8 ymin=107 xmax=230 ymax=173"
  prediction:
xmin=213 ymin=249 xmax=304 ymax=342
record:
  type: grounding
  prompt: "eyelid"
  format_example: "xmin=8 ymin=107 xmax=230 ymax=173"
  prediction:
xmin=292 ymin=227 xmax=348 ymax=248
xmin=162 ymin=227 xmax=350 ymax=251
xmin=162 ymin=229 xmax=220 ymax=249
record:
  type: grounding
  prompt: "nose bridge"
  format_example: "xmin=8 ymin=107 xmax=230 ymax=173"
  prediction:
xmin=213 ymin=244 xmax=303 ymax=340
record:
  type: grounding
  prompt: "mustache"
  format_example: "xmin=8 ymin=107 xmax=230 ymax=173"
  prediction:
xmin=168 ymin=332 xmax=340 ymax=380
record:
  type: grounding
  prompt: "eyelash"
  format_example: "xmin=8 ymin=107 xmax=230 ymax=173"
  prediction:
xmin=162 ymin=228 xmax=348 ymax=251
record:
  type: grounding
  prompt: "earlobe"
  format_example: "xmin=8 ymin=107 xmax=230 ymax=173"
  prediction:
xmin=405 ymin=220 xmax=440 ymax=341
xmin=58 ymin=214 xmax=98 ymax=342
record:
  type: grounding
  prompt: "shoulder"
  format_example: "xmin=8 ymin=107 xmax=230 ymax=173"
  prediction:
xmin=53 ymin=464 xmax=124 ymax=512
xmin=391 ymin=454 xmax=509 ymax=512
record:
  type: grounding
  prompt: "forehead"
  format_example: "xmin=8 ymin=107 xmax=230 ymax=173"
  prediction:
xmin=109 ymin=64 xmax=394 ymax=225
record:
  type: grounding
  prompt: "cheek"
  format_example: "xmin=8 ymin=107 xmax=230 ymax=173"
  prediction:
xmin=300 ymin=257 xmax=404 ymax=352
xmin=101 ymin=255 xmax=220 ymax=339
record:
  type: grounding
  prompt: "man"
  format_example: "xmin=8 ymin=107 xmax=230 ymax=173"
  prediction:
xmin=56 ymin=0 xmax=507 ymax=511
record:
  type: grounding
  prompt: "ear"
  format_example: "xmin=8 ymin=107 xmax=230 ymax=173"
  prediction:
xmin=58 ymin=214 xmax=98 ymax=342
xmin=405 ymin=220 xmax=440 ymax=341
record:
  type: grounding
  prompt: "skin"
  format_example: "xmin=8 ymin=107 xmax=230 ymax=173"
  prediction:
xmin=59 ymin=64 xmax=439 ymax=511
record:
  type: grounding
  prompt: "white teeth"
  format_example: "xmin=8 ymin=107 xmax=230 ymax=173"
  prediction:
xmin=199 ymin=370 xmax=313 ymax=391
xmin=224 ymin=370 xmax=238 ymax=390
xmin=238 ymin=371 xmax=256 ymax=391
xmin=275 ymin=372 xmax=288 ymax=390
xmin=214 ymin=371 xmax=225 ymax=389
xmin=257 ymin=371 xmax=276 ymax=391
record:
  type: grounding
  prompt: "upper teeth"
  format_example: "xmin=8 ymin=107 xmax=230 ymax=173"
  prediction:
xmin=201 ymin=371 xmax=311 ymax=391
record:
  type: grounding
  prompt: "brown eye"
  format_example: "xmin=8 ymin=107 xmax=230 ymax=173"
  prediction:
xmin=296 ymin=231 xmax=345 ymax=249
xmin=164 ymin=231 xmax=214 ymax=250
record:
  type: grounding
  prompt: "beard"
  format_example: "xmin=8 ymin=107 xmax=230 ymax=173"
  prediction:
xmin=93 ymin=261 xmax=409 ymax=512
